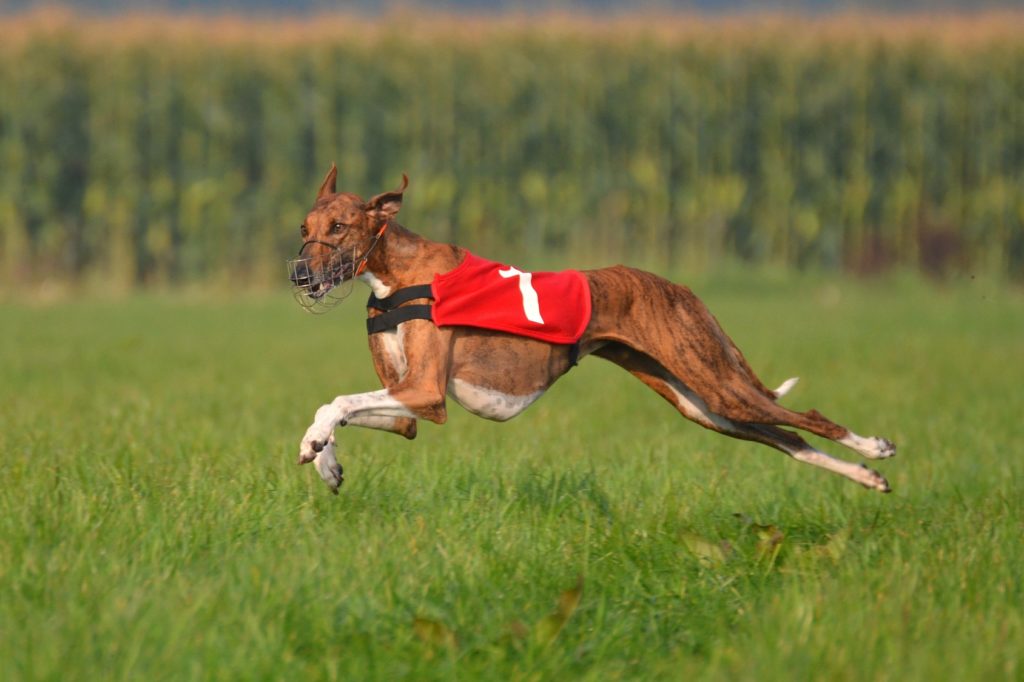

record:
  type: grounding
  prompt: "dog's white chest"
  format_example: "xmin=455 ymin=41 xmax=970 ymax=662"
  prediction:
xmin=447 ymin=379 xmax=542 ymax=422
xmin=377 ymin=328 xmax=408 ymax=379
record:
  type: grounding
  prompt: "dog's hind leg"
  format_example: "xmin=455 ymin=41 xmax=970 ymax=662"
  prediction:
xmin=743 ymin=424 xmax=891 ymax=492
xmin=757 ymin=382 xmax=895 ymax=460
xmin=715 ymin=389 xmax=897 ymax=462
xmin=592 ymin=343 xmax=890 ymax=491
xmin=583 ymin=267 xmax=896 ymax=464
xmin=707 ymin=385 xmax=897 ymax=463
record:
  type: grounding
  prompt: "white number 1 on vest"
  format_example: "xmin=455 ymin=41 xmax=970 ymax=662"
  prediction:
xmin=499 ymin=267 xmax=545 ymax=324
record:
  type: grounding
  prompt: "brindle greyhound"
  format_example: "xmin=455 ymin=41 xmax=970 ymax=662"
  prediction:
xmin=290 ymin=165 xmax=895 ymax=494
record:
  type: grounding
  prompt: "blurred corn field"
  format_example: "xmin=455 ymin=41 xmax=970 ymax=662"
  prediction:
xmin=1 ymin=12 xmax=1023 ymax=288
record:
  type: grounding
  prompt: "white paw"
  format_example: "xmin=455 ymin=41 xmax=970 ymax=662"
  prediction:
xmin=860 ymin=436 xmax=897 ymax=460
xmin=298 ymin=403 xmax=340 ymax=464
xmin=871 ymin=437 xmax=896 ymax=459
xmin=314 ymin=439 xmax=344 ymax=494
xmin=841 ymin=433 xmax=897 ymax=460
xmin=858 ymin=464 xmax=891 ymax=493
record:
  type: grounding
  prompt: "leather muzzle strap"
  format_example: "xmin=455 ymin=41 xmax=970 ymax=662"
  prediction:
xmin=355 ymin=222 xmax=389 ymax=277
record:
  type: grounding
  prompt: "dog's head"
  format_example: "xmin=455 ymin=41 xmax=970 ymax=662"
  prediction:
xmin=288 ymin=165 xmax=407 ymax=311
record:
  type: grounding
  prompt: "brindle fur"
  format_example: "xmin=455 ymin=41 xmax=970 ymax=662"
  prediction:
xmin=295 ymin=166 xmax=895 ymax=492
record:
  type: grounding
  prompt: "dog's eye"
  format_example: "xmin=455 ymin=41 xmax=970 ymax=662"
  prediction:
xmin=300 ymin=225 xmax=308 ymax=238
xmin=330 ymin=221 xmax=344 ymax=234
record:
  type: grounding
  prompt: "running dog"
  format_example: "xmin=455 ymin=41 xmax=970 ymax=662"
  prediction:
xmin=288 ymin=166 xmax=895 ymax=494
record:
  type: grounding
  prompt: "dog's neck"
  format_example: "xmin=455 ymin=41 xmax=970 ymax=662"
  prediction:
xmin=357 ymin=222 xmax=464 ymax=299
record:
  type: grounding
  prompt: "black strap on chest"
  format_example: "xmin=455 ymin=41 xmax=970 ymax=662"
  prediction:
xmin=366 ymin=284 xmax=434 ymax=334
xmin=568 ymin=341 xmax=580 ymax=368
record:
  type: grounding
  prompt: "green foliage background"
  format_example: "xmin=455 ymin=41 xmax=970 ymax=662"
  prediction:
xmin=1 ymin=16 xmax=1023 ymax=287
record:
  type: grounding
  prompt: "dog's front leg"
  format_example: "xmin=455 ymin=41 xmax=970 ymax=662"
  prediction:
xmin=299 ymin=321 xmax=450 ymax=491
xmin=300 ymin=389 xmax=418 ymax=462
xmin=298 ymin=386 xmax=445 ymax=491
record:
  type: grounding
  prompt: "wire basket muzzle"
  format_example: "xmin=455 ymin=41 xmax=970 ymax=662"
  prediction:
xmin=287 ymin=241 xmax=358 ymax=314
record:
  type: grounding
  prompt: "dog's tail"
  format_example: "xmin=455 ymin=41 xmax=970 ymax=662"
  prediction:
xmin=772 ymin=377 xmax=799 ymax=400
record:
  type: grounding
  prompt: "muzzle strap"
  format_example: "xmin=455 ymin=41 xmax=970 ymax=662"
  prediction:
xmin=354 ymin=222 xmax=389 ymax=277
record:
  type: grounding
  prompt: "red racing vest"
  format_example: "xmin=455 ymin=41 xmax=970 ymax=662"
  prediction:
xmin=430 ymin=252 xmax=591 ymax=344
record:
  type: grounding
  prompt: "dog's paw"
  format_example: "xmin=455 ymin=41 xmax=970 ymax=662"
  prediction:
xmin=873 ymin=438 xmax=896 ymax=459
xmin=859 ymin=464 xmax=891 ymax=493
xmin=298 ymin=404 xmax=340 ymax=464
xmin=840 ymin=433 xmax=897 ymax=460
xmin=857 ymin=436 xmax=896 ymax=460
xmin=314 ymin=440 xmax=344 ymax=494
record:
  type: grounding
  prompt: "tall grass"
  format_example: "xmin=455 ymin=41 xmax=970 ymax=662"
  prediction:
xmin=1 ymin=11 xmax=1022 ymax=288
xmin=1 ymin=279 xmax=1021 ymax=679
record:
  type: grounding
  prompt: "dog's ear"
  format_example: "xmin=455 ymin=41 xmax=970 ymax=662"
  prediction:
xmin=317 ymin=163 xmax=338 ymax=200
xmin=365 ymin=173 xmax=408 ymax=223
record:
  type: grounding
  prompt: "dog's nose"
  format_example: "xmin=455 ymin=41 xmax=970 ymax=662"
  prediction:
xmin=289 ymin=261 xmax=312 ymax=286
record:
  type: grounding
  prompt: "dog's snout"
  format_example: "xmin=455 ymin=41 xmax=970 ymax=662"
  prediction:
xmin=290 ymin=260 xmax=312 ymax=285
xmin=288 ymin=241 xmax=354 ymax=312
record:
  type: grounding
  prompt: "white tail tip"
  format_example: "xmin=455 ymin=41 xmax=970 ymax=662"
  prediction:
xmin=773 ymin=377 xmax=799 ymax=399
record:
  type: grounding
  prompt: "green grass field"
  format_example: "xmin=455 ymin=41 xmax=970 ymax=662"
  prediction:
xmin=1 ymin=276 xmax=1021 ymax=680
